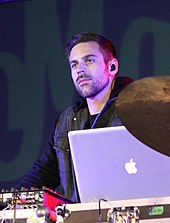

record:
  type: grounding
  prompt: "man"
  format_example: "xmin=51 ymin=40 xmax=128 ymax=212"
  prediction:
xmin=17 ymin=32 xmax=133 ymax=202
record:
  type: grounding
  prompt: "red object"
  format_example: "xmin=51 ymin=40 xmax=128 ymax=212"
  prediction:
xmin=47 ymin=209 xmax=57 ymax=222
xmin=43 ymin=188 xmax=74 ymax=211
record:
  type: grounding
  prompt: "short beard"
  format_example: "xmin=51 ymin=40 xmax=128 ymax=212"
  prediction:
xmin=76 ymin=78 xmax=110 ymax=98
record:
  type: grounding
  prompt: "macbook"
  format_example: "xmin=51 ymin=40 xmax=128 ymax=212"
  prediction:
xmin=68 ymin=126 xmax=170 ymax=203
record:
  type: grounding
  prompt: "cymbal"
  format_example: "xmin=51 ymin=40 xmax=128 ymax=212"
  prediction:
xmin=116 ymin=76 xmax=170 ymax=157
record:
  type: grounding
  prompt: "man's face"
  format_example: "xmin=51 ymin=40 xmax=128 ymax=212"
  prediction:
xmin=69 ymin=41 xmax=110 ymax=98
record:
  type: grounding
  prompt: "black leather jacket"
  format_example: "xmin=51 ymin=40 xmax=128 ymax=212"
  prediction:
xmin=17 ymin=76 xmax=133 ymax=202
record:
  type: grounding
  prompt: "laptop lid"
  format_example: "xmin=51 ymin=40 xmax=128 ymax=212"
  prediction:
xmin=68 ymin=126 xmax=170 ymax=203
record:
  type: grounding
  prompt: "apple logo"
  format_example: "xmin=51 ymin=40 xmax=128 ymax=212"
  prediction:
xmin=125 ymin=158 xmax=138 ymax=174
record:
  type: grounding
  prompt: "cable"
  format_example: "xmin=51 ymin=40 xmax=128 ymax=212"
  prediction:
xmin=98 ymin=198 xmax=107 ymax=223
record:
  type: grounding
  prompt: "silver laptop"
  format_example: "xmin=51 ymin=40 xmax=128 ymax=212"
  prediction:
xmin=68 ymin=126 xmax=170 ymax=203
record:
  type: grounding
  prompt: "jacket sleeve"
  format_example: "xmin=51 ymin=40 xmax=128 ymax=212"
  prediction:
xmin=16 ymin=141 xmax=60 ymax=190
xmin=16 ymin=121 xmax=60 ymax=190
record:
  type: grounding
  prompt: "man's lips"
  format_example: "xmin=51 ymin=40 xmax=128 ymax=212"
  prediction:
xmin=77 ymin=78 xmax=91 ymax=85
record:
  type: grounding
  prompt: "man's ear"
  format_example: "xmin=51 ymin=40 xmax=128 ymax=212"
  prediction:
xmin=108 ymin=58 xmax=119 ymax=78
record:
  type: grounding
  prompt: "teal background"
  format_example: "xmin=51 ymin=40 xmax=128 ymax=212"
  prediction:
xmin=0 ymin=0 xmax=170 ymax=189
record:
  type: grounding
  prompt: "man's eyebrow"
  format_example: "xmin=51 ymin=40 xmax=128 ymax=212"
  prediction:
xmin=70 ymin=59 xmax=77 ymax=64
xmin=70 ymin=54 xmax=97 ymax=64
xmin=82 ymin=54 xmax=96 ymax=60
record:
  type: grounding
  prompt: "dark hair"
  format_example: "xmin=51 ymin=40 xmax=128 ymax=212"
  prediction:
xmin=65 ymin=32 xmax=116 ymax=62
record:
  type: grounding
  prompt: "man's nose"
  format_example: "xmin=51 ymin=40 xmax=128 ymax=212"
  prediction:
xmin=77 ymin=62 xmax=86 ymax=75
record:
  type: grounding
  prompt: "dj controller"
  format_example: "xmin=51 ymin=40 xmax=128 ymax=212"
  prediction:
xmin=0 ymin=187 xmax=72 ymax=222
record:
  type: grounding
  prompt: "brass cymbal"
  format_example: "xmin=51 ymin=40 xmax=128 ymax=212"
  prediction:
xmin=116 ymin=76 xmax=170 ymax=157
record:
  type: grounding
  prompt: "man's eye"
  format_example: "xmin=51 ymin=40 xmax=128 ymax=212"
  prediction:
xmin=71 ymin=63 xmax=77 ymax=69
xmin=86 ymin=58 xmax=94 ymax=63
